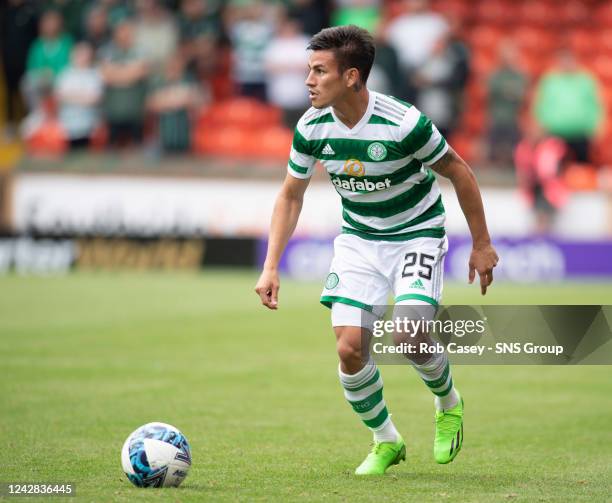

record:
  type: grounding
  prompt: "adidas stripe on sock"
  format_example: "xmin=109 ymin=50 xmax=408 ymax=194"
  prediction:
xmin=339 ymin=362 xmax=399 ymax=443
xmin=411 ymin=351 xmax=459 ymax=410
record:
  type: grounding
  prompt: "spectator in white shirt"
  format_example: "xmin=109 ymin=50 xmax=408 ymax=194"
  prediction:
xmin=264 ymin=17 xmax=310 ymax=128
xmin=55 ymin=42 xmax=103 ymax=149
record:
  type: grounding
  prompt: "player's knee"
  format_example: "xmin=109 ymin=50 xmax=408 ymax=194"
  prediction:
xmin=335 ymin=330 xmax=363 ymax=367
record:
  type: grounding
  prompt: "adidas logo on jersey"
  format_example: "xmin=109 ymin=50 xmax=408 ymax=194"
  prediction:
xmin=331 ymin=176 xmax=391 ymax=192
xmin=409 ymin=279 xmax=426 ymax=290
xmin=322 ymin=144 xmax=335 ymax=155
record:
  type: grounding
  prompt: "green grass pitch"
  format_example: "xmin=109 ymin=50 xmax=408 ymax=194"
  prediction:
xmin=1 ymin=271 xmax=611 ymax=502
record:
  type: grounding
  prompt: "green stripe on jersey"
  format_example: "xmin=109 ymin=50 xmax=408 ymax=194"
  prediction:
xmin=288 ymin=158 xmax=308 ymax=174
xmin=400 ymin=114 xmax=434 ymax=155
xmin=368 ymin=114 xmax=399 ymax=127
xmin=292 ymin=128 xmax=311 ymax=155
xmin=342 ymin=195 xmax=445 ymax=234
xmin=421 ymin=137 xmax=447 ymax=164
xmin=306 ymin=113 xmax=335 ymax=126
xmin=341 ymin=171 xmax=435 ymax=217
xmin=301 ymin=137 xmax=407 ymax=162
xmin=342 ymin=227 xmax=445 ymax=242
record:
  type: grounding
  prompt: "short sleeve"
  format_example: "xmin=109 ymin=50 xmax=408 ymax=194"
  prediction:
xmin=399 ymin=107 xmax=448 ymax=166
xmin=287 ymin=125 xmax=316 ymax=179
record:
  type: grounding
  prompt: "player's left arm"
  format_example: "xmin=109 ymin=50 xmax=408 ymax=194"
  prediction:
xmin=430 ymin=147 xmax=499 ymax=295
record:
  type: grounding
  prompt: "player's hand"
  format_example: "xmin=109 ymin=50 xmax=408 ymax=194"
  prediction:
xmin=255 ymin=268 xmax=280 ymax=310
xmin=468 ymin=243 xmax=499 ymax=295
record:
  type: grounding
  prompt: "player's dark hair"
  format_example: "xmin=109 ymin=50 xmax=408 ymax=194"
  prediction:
xmin=307 ymin=25 xmax=375 ymax=90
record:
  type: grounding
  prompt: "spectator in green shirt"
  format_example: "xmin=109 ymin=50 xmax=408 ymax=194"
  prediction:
xmin=23 ymin=9 xmax=74 ymax=110
xmin=100 ymin=20 xmax=149 ymax=147
xmin=533 ymin=49 xmax=603 ymax=163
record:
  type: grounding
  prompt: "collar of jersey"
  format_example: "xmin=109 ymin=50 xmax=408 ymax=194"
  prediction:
xmin=330 ymin=89 xmax=375 ymax=136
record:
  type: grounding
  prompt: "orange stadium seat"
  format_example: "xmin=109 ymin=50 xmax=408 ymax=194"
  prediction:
xmin=559 ymin=1 xmax=590 ymax=25
xmin=563 ymin=163 xmax=599 ymax=191
xmin=252 ymin=126 xmax=293 ymax=160
xmin=595 ymin=2 xmax=612 ymax=26
xmin=197 ymin=98 xmax=282 ymax=130
xmin=586 ymin=55 xmax=612 ymax=85
xmin=514 ymin=27 xmax=558 ymax=56
xmin=467 ymin=25 xmax=507 ymax=53
xmin=193 ymin=126 xmax=250 ymax=157
xmin=474 ymin=0 xmax=514 ymax=24
xmin=596 ymin=29 xmax=612 ymax=55
xmin=430 ymin=0 xmax=471 ymax=20
xmin=519 ymin=1 xmax=557 ymax=26
xmin=471 ymin=48 xmax=498 ymax=76
xmin=25 ymin=120 xmax=67 ymax=157
xmin=568 ymin=29 xmax=597 ymax=58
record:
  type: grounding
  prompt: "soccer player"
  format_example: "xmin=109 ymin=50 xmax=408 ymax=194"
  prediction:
xmin=255 ymin=25 xmax=498 ymax=475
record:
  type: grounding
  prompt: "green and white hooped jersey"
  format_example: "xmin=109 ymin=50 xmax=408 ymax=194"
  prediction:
xmin=288 ymin=91 xmax=448 ymax=241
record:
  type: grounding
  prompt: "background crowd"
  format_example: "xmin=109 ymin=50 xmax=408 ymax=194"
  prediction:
xmin=1 ymin=0 xmax=610 ymax=185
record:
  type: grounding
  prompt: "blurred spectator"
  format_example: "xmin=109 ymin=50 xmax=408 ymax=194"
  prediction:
xmin=147 ymin=55 xmax=203 ymax=153
xmin=178 ymin=0 xmax=222 ymax=42
xmin=515 ymin=121 xmax=569 ymax=234
xmin=487 ymin=41 xmax=528 ymax=167
xmin=98 ymin=0 xmax=133 ymax=27
xmin=83 ymin=5 xmax=111 ymax=58
xmin=331 ymin=0 xmax=381 ymax=33
xmin=286 ymin=0 xmax=329 ymax=36
xmin=50 ymin=0 xmax=89 ymax=40
xmin=0 ymin=0 xmax=39 ymax=137
xmin=225 ymin=0 xmax=276 ymax=102
xmin=386 ymin=0 xmax=448 ymax=102
xmin=367 ymin=25 xmax=402 ymax=97
xmin=55 ymin=43 xmax=103 ymax=149
xmin=533 ymin=49 xmax=604 ymax=163
xmin=23 ymin=10 xmax=74 ymax=111
xmin=413 ymin=24 xmax=469 ymax=138
xmin=178 ymin=0 xmax=223 ymax=81
xmin=100 ymin=21 xmax=149 ymax=147
xmin=264 ymin=18 xmax=310 ymax=129
xmin=133 ymin=0 xmax=178 ymax=75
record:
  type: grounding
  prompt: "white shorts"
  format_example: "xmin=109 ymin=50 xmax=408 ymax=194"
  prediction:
xmin=321 ymin=233 xmax=448 ymax=326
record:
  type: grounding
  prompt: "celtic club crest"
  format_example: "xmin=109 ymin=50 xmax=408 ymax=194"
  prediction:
xmin=367 ymin=142 xmax=387 ymax=161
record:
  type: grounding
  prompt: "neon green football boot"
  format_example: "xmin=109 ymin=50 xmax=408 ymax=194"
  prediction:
xmin=434 ymin=393 xmax=464 ymax=464
xmin=355 ymin=435 xmax=406 ymax=475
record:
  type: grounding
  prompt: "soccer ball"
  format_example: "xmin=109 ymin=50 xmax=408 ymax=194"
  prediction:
xmin=121 ymin=422 xmax=192 ymax=488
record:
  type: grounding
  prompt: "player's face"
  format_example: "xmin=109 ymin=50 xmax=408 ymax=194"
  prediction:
xmin=305 ymin=50 xmax=347 ymax=109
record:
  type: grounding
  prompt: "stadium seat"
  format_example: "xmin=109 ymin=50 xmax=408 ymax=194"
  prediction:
xmin=89 ymin=123 xmax=108 ymax=151
xmin=192 ymin=125 xmax=251 ymax=157
xmin=563 ymin=163 xmax=598 ymax=191
xmin=515 ymin=27 xmax=558 ymax=56
xmin=25 ymin=120 xmax=67 ymax=157
xmin=587 ymin=55 xmax=612 ymax=85
xmin=519 ymin=1 xmax=557 ymax=26
xmin=568 ymin=29 xmax=597 ymax=58
xmin=252 ymin=126 xmax=293 ymax=160
xmin=468 ymin=25 xmax=507 ymax=53
xmin=197 ymin=98 xmax=282 ymax=130
xmin=559 ymin=1 xmax=590 ymax=25
xmin=474 ymin=0 xmax=514 ymax=24
xmin=595 ymin=2 xmax=612 ymax=26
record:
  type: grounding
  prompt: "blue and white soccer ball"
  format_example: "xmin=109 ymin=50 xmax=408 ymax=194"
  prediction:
xmin=121 ymin=422 xmax=192 ymax=488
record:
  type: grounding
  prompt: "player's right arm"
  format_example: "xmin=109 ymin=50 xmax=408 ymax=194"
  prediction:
xmin=255 ymin=174 xmax=310 ymax=309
